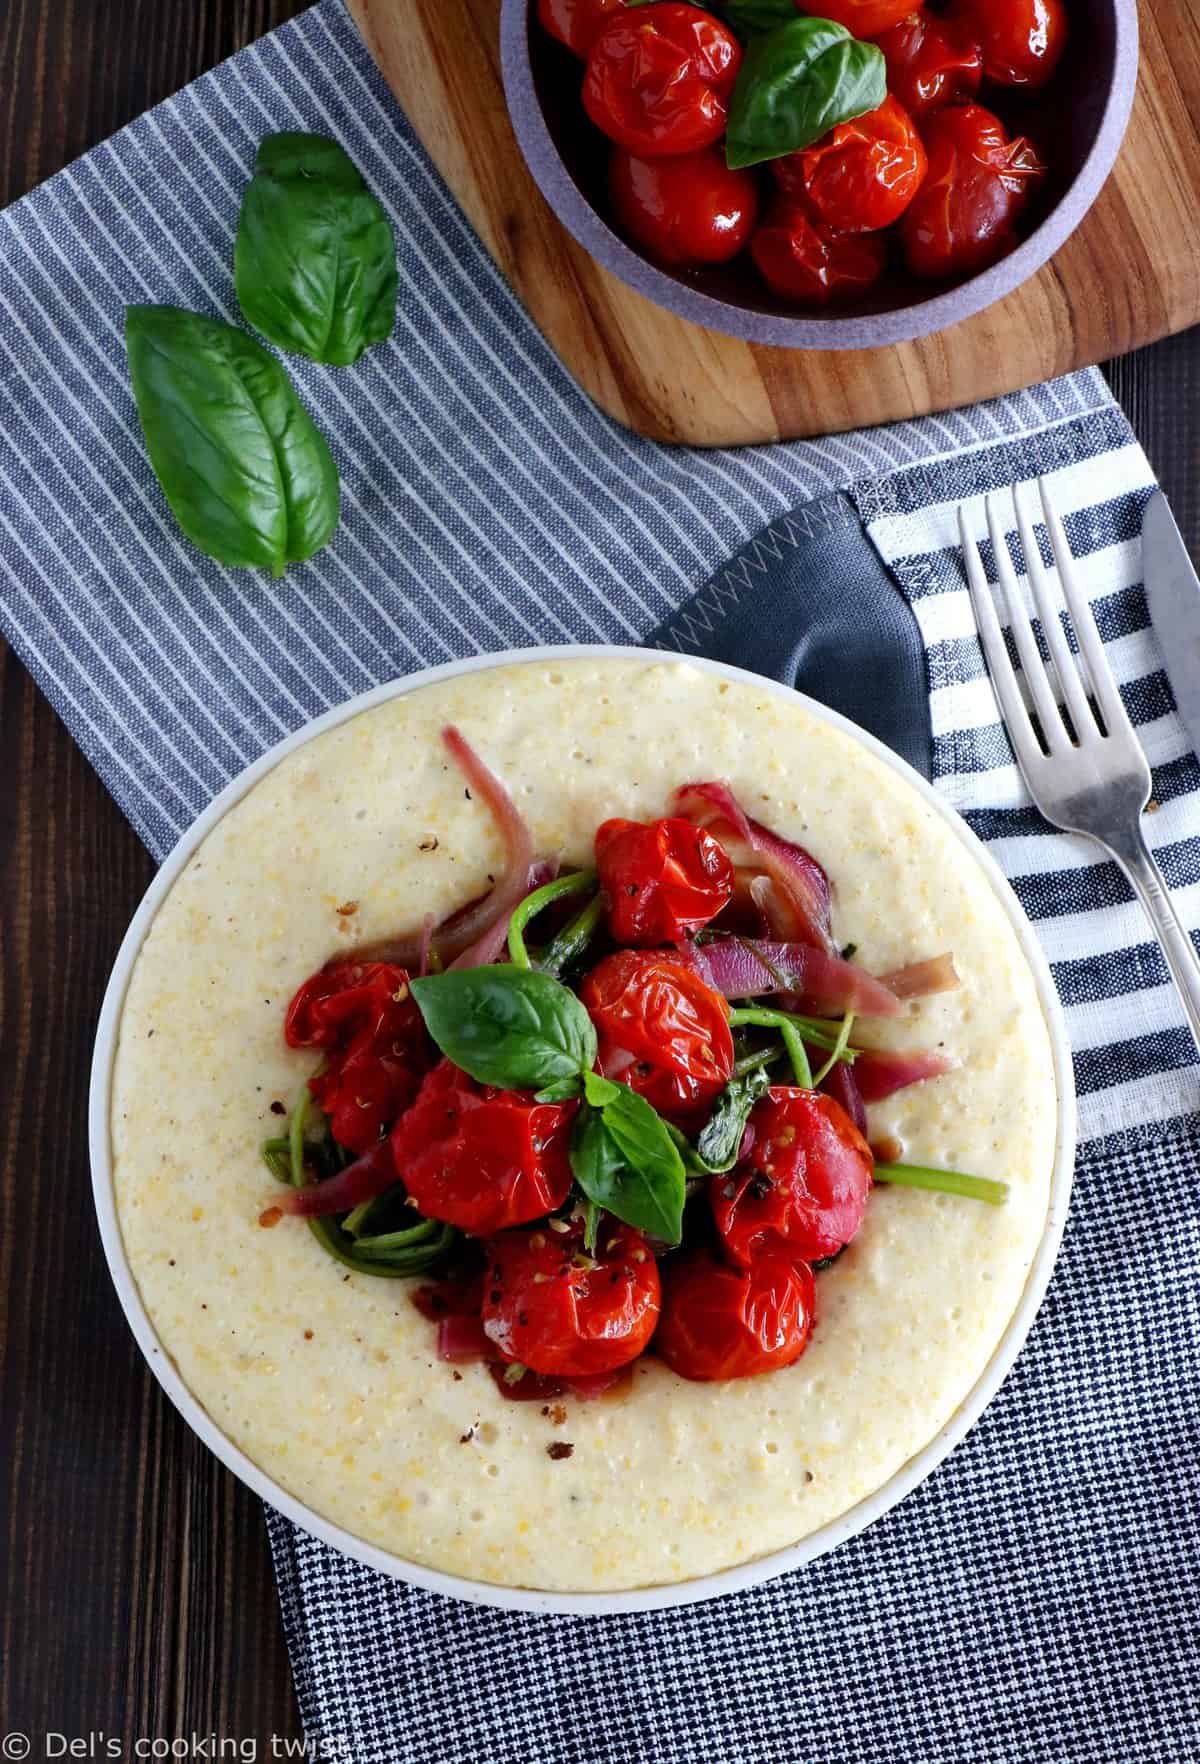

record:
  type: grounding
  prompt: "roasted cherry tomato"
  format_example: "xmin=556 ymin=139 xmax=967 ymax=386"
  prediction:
xmin=482 ymin=1221 xmax=661 ymax=1376
xmin=595 ymin=814 xmax=735 ymax=943
xmin=751 ymin=201 xmax=888 ymax=304
xmin=608 ymin=147 xmax=760 ymax=267
xmin=581 ymin=950 xmax=734 ymax=1085
xmin=875 ymin=10 xmax=983 ymax=118
xmin=772 ymin=96 xmax=927 ymax=234
xmin=712 ymin=1087 xmax=874 ymax=1265
xmin=617 ymin=1057 xmax=725 ymax=1129
xmin=390 ymin=1059 xmax=575 ymax=1234
xmin=537 ymin=0 xmax=627 ymax=58
xmin=899 ymin=103 xmax=1045 ymax=279
xmin=655 ymin=1251 xmax=816 ymax=1381
xmin=285 ymin=960 xmax=428 ymax=1154
xmin=950 ymin=0 xmax=1068 ymax=88
xmin=794 ymin=0 xmax=919 ymax=39
xmin=583 ymin=3 xmax=741 ymax=157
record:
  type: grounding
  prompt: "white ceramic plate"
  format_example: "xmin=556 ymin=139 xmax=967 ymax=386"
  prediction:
xmin=90 ymin=645 xmax=1076 ymax=1615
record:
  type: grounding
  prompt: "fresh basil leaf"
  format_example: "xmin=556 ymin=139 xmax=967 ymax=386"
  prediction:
xmin=410 ymin=965 xmax=597 ymax=1090
xmin=581 ymin=1196 xmax=601 ymax=1255
xmin=234 ymin=133 xmax=398 ymax=367
xmin=534 ymin=1076 xmax=584 ymax=1104
xmin=693 ymin=1064 xmax=772 ymax=1174
xmin=725 ymin=17 xmax=886 ymax=169
xmin=570 ymin=1088 xmax=686 ymax=1244
xmin=718 ymin=0 xmax=798 ymax=36
xmin=582 ymin=1071 xmax=621 ymax=1108
xmin=125 ymin=305 xmax=339 ymax=577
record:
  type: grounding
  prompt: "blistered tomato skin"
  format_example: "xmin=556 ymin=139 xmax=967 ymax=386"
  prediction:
xmin=482 ymin=1222 xmax=661 ymax=1376
xmin=607 ymin=149 xmax=761 ymax=268
xmin=655 ymin=1252 xmax=817 ymax=1381
xmin=285 ymin=959 xmax=428 ymax=1153
xmin=712 ymin=1087 xmax=874 ymax=1266
xmin=796 ymin=0 xmax=920 ymax=38
xmin=583 ymin=3 xmax=741 ymax=157
xmin=772 ymin=96 xmax=927 ymax=234
xmin=899 ymin=103 xmax=1046 ymax=279
xmin=390 ymin=1058 xmax=575 ymax=1234
xmin=751 ymin=201 xmax=888 ymax=304
xmin=875 ymin=9 xmax=983 ymax=118
xmin=595 ymin=814 xmax=735 ymax=941
xmin=611 ymin=1055 xmax=726 ymax=1129
xmin=537 ymin=0 xmax=627 ymax=58
xmin=951 ymin=0 xmax=1068 ymax=88
xmin=581 ymin=950 xmax=734 ymax=1082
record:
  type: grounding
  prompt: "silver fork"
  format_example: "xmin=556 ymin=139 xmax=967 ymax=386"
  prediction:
xmin=959 ymin=480 xmax=1200 ymax=1052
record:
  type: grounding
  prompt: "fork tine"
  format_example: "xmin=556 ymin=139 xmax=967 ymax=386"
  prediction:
xmin=958 ymin=506 xmax=1047 ymax=779
xmin=1014 ymin=486 xmax=1100 ymax=743
xmin=1038 ymin=477 xmax=1136 ymax=740
xmin=985 ymin=493 xmax=1071 ymax=752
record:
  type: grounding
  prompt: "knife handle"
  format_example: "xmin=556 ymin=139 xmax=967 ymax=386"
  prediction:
xmin=1115 ymin=827 xmax=1200 ymax=1055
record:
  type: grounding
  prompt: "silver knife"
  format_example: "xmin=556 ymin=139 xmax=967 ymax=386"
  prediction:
xmin=1143 ymin=490 xmax=1200 ymax=757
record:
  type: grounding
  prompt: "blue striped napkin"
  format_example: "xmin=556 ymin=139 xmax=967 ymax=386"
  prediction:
xmin=2 ymin=3 xmax=1197 ymax=1759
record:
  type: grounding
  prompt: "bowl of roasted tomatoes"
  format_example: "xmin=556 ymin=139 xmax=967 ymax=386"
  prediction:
xmin=499 ymin=0 xmax=1137 ymax=347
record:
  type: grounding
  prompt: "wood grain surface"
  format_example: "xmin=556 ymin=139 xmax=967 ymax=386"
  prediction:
xmin=0 ymin=0 xmax=1198 ymax=1755
xmin=349 ymin=0 xmax=1200 ymax=445
xmin=1 ymin=13 xmax=305 ymax=1755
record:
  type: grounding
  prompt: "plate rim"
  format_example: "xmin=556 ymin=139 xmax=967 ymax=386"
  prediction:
xmin=89 ymin=643 xmax=1076 ymax=1616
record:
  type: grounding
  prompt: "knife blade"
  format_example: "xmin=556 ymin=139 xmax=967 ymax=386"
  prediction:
xmin=1143 ymin=490 xmax=1200 ymax=758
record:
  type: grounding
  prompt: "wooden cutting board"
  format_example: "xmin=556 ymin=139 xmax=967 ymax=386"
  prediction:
xmin=347 ymin=0 xmax=1200 ymax=446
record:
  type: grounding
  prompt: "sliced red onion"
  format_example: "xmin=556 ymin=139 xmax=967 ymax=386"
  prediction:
xmin=879 ymin=953 xmax=961 ymax=999
xmin=681 ymin=936 xmax=900 ymax=1017
xmin=852 ymin=1047 xmax=957 ymax=1103
xmin=674 ymin=781 xmax=754 ymax=844
xmin=818 ymin=1060 xmax=868 ymax=1137
xmin=674 ymin=781 xmax=834 ymax=952
xmin=744 ymin=814 xmax=834 ymax=952
xmin=281 ymin=1137 xmax=397 ymax=1216
xmin=436 ymin=1314 xmax=491 ymax=1362
xmin=448 ymin=860 xmax=558 ymax=971
xmin=356 ymin=725 xmax=535 ymax=969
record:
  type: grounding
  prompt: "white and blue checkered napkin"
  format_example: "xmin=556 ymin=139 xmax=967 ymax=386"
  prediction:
xmin=2 ymin=2 xmax=1197 ymax=1757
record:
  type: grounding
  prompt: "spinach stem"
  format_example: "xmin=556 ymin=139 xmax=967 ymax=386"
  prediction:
xmin=537 ymin=888 xmax=606 ymax=978
xmin=812 ymin=1012 xmax=855 ymax=1087
xmin=732 ymin=1046 xmax=786 ymax=1078
xmin=507 ymin=869 xmax=597 ymax=969
xmin=728 ymin=1006 xmax=856 ymax=1063
xmin=778 ymin=1021 xmax=812 ymax=1088
xmin=874 ymin=1163 xmax=1008 ymax=1206
xmin=288 ymin=1084 xmax=310 ymax=1188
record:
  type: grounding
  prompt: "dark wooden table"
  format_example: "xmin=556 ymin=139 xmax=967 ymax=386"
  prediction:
xmin=1 ymin=0 xmax=1197 ymax=1752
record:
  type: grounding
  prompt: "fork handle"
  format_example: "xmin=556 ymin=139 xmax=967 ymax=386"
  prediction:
xmin=1111 ymin=826 xmax=1200 ymax=1053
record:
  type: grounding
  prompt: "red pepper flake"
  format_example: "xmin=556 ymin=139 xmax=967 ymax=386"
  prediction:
xmin=460 ymin=1427 xmax=475 ymax=1444
xmin=336 ymin=900 xmax=359 ymax=916
xmin=258 ymin=1206 xmax=283 ymax=1229
xmin=303 ymin=1329 xmax=314 ymax=1341
xmin=270 ymin=1100 xmax=286 ymax=1117
xmin=871 ymin=1134 xmax=903 ymax=1165
xmin=542 ymin=1403 xmax=568 ymax=1426
xmin=547 ymin=1441 xmax=574 ymax=1461
xmin=419 ymin=837 xmax=439 ymax=851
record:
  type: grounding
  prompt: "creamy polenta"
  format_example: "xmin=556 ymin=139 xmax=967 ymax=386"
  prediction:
xmin=109 ymin=657 xmax=1058 ymax=1592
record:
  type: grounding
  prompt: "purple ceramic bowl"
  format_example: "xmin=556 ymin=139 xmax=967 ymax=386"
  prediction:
xmin=500 ymin=0 xmax=1138 ymax=349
